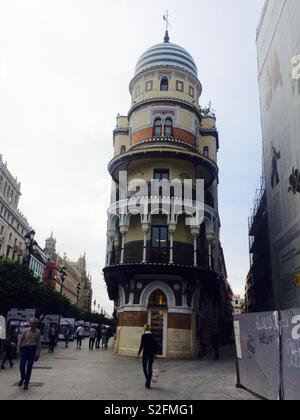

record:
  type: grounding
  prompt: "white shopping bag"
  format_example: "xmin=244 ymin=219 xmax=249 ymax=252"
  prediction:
xmin=151 ymin=365 xmax=159 ymax=383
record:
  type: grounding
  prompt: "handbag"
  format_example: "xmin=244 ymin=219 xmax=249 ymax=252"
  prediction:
xmin=151 ymin=363 xmax=159 ymax=384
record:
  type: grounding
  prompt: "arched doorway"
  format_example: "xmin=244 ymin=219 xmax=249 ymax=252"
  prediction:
xmin=148 ymin=290 xmax=168 ymax=357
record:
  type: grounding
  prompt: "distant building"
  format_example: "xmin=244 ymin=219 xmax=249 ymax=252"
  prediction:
xmin=44 ymin=234 xmax=93 ymax=311
xmin=232 ymin=294 xmax=245 ymax=315
xmin=0 ymin=154 xmax=30 ymax=262
xmin=29 ymin=242 xmax=49 ymax=282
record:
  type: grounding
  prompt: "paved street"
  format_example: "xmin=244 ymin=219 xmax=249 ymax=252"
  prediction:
xmin=0 ymin=341 xmax=258 ymax=400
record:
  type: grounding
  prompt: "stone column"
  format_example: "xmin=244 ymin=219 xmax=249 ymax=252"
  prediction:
xmin=169 ymin=223 xmax=176 ymax=264
xmin=142 ymin=223 xmax=149 ymax=263
xmin=206 ymin=233 xmax=215 ymax=270
xmin=106 ymin=230 xmax=115 ymax=266
xmin=191 ymin=227 xmax=200 ymax=267
xmin=120 ymin=226 xmax=128 ymax=264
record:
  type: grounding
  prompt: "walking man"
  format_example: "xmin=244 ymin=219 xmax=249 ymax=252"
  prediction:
xmin=63 ymin=325 xmax=70 ymax=349
xmin=89 ymin=326 xmax=97 ymax=351
xmin=18 ymin=318 xmax=41 ymax=391
xmin=48 ymin=324 xmax=57 ymax=353
xmin=1 ymin=326 xmax=17 ymax=370
xmin=96 ymin=324 xmax=102 ymax=349
xmin=137 ymin=324 xmax=157 ymax=389
xmin=75 ymin=324 xmax=84 ymax=350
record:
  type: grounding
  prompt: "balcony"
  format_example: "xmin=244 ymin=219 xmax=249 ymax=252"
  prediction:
xmin=108 ymin=142 xmax=219 ymax=188
xmin=108 ymin=241 xmax=211 ymax=270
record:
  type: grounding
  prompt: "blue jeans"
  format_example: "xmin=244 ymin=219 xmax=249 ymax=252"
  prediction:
xmin=20 ymin=346 xmax=37 ymax=384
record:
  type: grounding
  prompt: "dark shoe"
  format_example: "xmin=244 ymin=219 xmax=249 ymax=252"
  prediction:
xmin=18 ymin=380 xmax=24 ymax=387
xmin=146 ymin=380 xmax=151 ymax=389
xmin=1 ymin=365 xmax=5 ymax=370
xmin=23 ymin=383 xmax=29 ymax=391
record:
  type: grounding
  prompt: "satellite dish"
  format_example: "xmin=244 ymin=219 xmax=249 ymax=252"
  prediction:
xmin=0 ymin=316 xmax=6 ymax=340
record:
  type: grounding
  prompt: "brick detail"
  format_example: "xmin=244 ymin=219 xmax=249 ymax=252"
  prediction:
xmin=168 ymin=313 xmax=192 ymax=330
xmin=118 ymin=311 xmax=148 ymax=327
xmin=131 ymin=128 xmax=196 ymax=146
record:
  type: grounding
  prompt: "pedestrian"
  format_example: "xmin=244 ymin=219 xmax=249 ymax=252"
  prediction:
xmin=1 ymin=326 xmax=17 ymax=370
xmin=211 ymin=328 xmax=220 ymax=360
xmin=75 ymin=324 xmax=84 ymax=350
xmin=17 ymin=318 xmax=41 ymax=391
xmin=137 ymin=324 xmax=157 ymax=389
xmin=48 ymin=324 xmax=57 ymax=353
xmin=101 ymin=326 xmax=108 ymax=350
xmin=96 ymin=325 xmax=102 ymax=349
xmin=63 ymin=325 xmax=70 ymax=349
xmin=89 ymin=326 xmax=97 ymax=351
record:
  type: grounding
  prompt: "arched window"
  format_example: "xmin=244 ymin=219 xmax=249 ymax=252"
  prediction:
xmin=154 ymin=118 xmax=163 ymax=137
xmin=160 ymin=78 xmax=169 ymax=91
xmin=203 ymin=146 xmax=209 ymax=157
xmin=164 ymin=118 xmax=173 ymax=137
xmin=121 ymin=145 xmax=126 ymax=154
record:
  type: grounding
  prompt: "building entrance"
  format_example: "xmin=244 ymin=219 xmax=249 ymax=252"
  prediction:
xmin=148 ymin=290 xmax=168 ymax=357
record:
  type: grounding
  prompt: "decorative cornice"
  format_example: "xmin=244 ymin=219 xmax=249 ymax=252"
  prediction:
xmin=128 ymin=97 xmax=202 ymax=120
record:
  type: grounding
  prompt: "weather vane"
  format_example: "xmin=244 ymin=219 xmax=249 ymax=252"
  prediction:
xmin=163 ymin=10 xmax=171 ymax=43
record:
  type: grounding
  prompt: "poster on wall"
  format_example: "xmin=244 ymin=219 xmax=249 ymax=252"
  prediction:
xmin=257 ymin=0 xmax=300 ymax=309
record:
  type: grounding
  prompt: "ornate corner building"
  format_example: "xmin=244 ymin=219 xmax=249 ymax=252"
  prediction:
xmin=103 ymin=32 xmax=232 ymax=358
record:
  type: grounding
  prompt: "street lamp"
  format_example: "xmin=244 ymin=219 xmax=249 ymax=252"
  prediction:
xmin=77 ymin=283 xmax=81 ymax=307
xmin=60 ymin=266 xmax=67 ymax=295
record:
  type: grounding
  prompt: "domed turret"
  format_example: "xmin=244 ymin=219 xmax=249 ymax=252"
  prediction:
xmin=135 ymin=36 xmax=198 ymax=78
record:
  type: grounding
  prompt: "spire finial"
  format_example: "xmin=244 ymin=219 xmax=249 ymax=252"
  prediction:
xmin=163 ymin=10 xmax=170 ymax=43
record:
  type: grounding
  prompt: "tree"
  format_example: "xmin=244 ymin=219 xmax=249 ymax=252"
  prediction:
xmin=0 ymin=260 xmax=115 ymax=328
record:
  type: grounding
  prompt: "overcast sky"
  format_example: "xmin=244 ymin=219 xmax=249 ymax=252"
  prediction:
xmin=0 ymin=0 xmax=265 ymax=313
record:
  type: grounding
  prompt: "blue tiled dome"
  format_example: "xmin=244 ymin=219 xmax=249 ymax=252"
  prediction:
xmin=135 ymin=39 xmax=198 ymax=78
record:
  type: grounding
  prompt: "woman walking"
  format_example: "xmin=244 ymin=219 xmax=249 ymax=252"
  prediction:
xmin=18 ymin=318 xmax=41 ymax=391
xmin=137 ymin=324 xmax=157 ymax=389
xmin=1 ymin=326 xmax=17 ymax=370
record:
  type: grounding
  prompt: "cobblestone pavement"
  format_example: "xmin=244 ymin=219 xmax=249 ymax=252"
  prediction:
xmin=0 ymin=341 xmax=258 ymax=400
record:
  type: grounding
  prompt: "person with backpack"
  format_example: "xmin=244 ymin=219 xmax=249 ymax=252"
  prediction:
xmin=137 ymin=324 xmax=157 ymax=389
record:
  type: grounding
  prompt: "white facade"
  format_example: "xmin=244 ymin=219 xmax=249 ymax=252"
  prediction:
xmin=0 ymin=154 xmax=30 ymax=261
xmin=257 ymin=0 xmax=300 ymax=309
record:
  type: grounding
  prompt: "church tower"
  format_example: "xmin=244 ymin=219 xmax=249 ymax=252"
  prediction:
xmin=103 ymin=30 xmax=231 ymax=358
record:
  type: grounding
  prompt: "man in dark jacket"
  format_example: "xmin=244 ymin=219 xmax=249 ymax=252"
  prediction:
xmin=1 ymin=326 xmax=17 ymax=369
xmin=137 ymin=324 xmax=157 ymax=389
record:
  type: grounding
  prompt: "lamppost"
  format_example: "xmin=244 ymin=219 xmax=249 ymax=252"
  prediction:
xmin=24 ymin=230 xmax=37 ymax=267
xmin=60 ymin=266 xmax=67 ymax=295
xmin=77 ymin=283 xmax=81 ymax=307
